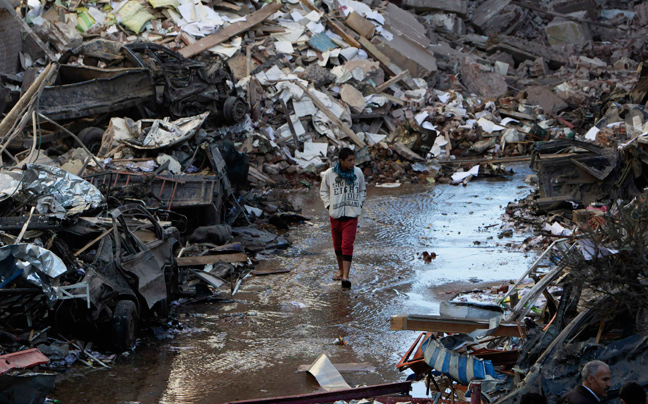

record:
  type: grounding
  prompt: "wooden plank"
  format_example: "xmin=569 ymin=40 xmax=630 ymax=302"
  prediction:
xmin=215 ymin=1 xmax=241 ymax=11
xmin=356 ymin=37 xmax=418 ymax=90
xmin=248 ymin=165 xmax=276 ymax=184
xmin=292 ymin=81 xmax=366 ymax=147
xmin=379 ymin=92 xmax=405 ymax=106
xmin=357 ymin=36 xmax=392 ymax=70
xmin=177 ymin=253 xmax=248 ymax=266
xmin=326 ymin=17 xmax=361 ymax=48
xmin=179 ymin=2 xmax=283 ymax=58
xmin=74 ymin=228 xmax=112 ymax=257
xmin=375 ymin=70 xmax=410 ymax=93
xmin=390 ymin=314 xmax=525 ymax=338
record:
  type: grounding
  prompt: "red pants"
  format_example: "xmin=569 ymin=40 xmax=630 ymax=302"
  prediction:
xmin=330 ymin=217 xmax=358 ymax=262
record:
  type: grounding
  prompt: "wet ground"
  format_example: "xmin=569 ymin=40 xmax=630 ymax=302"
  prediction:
xmin=51 ymin=163 xmax=536 ymax=404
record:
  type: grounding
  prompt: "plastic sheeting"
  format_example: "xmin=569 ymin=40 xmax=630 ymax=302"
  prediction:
xmin=22 ymin=164 xmax=105 ymax=216
xmin=421 ymin=337 xmax=504 ymax=385
xmin=0 ymin=244 xmax=68 ymax=302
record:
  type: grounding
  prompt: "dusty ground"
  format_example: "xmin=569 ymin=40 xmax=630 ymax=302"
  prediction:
xmin=50 ymin=163 xmax=536 ymax=404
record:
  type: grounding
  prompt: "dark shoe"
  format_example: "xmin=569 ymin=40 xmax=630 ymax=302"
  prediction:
xmin=332 ymin=275 xmax=342 ymax=281
xmin=341 ymin=279 xmax=351 ymax=288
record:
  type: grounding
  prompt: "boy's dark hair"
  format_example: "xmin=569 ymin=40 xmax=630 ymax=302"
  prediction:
xmin=339 ymin=147 xmax=355 ymax=160
xmin=520 ymin=393 xmax=547 ymax=404
xmin=620 ymin=382 xmax=646 ymax=404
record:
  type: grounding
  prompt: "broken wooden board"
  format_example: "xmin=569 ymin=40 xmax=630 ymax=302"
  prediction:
xmin=297 ymin=362 xmax=375 ymax=373
xmin=345 ymin=11 xmax=375 ymax=38
xmin=390 ymin=314 xmax=526 ymax=338
xmin=179 ymin=2 xmax=282 ymax=58
xmin=357 ymin=37 xmax=418 ymax=90
xmin=177 ymin=253 xmax=248 ymax=266
xmin=326 ymin=17 xmax=361 ymax=48
xmin=375 ymin=70 xmax=410 ymax=93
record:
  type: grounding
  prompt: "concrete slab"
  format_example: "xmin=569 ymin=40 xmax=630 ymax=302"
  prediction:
xmin=384 ymin=2 xmax=430 ymax=48
xmin=545 ymin=11 xmax=592 ymax=47
xmin=459 ymin=60 xmax=508 ymax=98
xmin=525 ymin=86 xmax=568 ymax=114
xmin=471 ymin=0 xmax=522 ymax=35
xmin=375 ymin=35 xmax=437 ymax=79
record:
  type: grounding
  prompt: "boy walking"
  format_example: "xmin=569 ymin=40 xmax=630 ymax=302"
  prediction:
xmin=320 ymin=148 xmax=366 ymax=288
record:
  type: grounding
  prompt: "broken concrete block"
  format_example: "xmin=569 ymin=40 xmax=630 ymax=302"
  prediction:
xmin=340 ymin=84 xmax=366 ymax=113
xmin=384 ymin=3 xmax=430 ymax=48
xmin=486 ymin=35 xmax=568 ymax=70
xmin=422 ymin=13 xmax=466 ymax=36
xmin=531 ymin=57 xmax=549 ymax=77
xmin=578 ymin=56 xmax=607 ymax=70
xmin=400 ymin=0 xmax=467 ymax=17
xmin=471 ymin=0 xmax=523 ymax=35
xmin=459 ymin=61 xmax=507 ymax=98
xmin=613 ymin=57 xmax=636 ymax=71
xmin=374 ymin=35 xmax=437 ymax=80
xmin=525 ymin=86 xmax=568 ymax=114
xmin=545 ymin=12 xmax=592 ymax=47
xmin=636 ymin=2 xmax=648 ymax=26
xmin=51 ymin=22 xmax=84 ymax=53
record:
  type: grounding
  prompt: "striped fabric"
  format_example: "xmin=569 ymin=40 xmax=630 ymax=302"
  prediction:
xmin=421 ymin=337 xmax=503 ymax=385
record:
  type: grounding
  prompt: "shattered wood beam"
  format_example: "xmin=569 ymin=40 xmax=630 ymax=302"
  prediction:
xmin=0 ymin=63 xmax=57 ymax=141
xmin=179 ymin=2 xmax=283 ymax=58
xmin=281 ymin=99 xmax=300 ymax=151
xmin=292 ymin=81 xmax=366 ymax=147
xmin=390 ymin=314 xmax=526 ymax=338
xmin=327 ymin=17 xmax=362 ymax=48
xmin=356 ymin=37 xmax=418 ymax=90
xmin=176 ymin=253 xmax=248 ymax=266
xmin=74 ymin=229 xmax=112 ymax=257
xmin=379 ymin=93 xmax=405 ymax=106
xmin=248 ymin=166 xmax=276 ymax=184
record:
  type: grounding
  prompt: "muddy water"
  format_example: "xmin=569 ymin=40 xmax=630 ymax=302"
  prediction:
xmin=51 ymin=164 xmax=535 ymax=404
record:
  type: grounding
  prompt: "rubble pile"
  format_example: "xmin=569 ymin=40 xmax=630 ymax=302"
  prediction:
xmin=3 ymin=0 xmax=648 ymax=189
xmin=393 ymin=196 xmax=648 ymax=403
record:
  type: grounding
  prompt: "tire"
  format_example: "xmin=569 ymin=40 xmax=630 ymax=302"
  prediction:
xmin=77 ymin=126 xmax=104 ymax=155
xmin=112 ymin=300 xmax=138 ymax=352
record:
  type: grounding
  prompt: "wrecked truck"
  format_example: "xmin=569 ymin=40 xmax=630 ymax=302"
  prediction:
xmin=3 ymin=40 xmax=247 ymax=153
xmin=0 ymin=204 xmax=180 ymax=352
xmin=57 ymin=204 xmax=180 ymax=351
